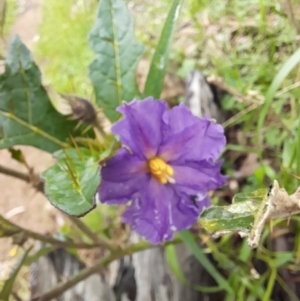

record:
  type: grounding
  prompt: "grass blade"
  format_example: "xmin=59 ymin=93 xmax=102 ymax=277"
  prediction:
xmin=179 ymin=230 xmax=234 ymax=296
xmin=166 ymin=244 xmax=224 ymax=293
xmin=143 ymin=0 xmax=182 ymax=98
xmin=257 ymin=48 xmax=300 ymax=152
xmin=0 ymin=247 xmax=32 ymax=300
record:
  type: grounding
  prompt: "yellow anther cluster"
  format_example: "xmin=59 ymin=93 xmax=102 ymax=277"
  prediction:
xmin=148 ymin=157 xmax=175 ymax=184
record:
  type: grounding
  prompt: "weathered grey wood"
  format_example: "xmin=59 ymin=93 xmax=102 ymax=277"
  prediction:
xmin=29 ymin=246 xmax=116 ymax=301
xmin=184 ymin=70 xmax=224 ymax=122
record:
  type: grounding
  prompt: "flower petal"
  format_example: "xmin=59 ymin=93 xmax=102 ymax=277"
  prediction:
xmin=158 ymin=122 xmax=205 ymax=162
xmin=112 ymin=98 xmax=168 ymax=159
xmin=98 ymin=148 xmax=149 ymax=204
xmin=172 ymin=160 xmax=226 ymax=192
xmin=160 ymin=103 xmax=226 ymax=162
xmin=162 ymin=102 xmax=200 ymax=133
xmin=123 ymin=178 xmax=171 ymax=243
xmin=169 ymin=192 xmax=211 ymax=232
xmin=123 ymin=197 xmax=167 ymax=244
xmin=122 ymin=178 xmax=208 ymax=244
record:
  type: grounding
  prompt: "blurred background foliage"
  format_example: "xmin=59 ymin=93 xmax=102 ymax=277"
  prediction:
xmin=2 ymin=0 xmax=300 ymax=300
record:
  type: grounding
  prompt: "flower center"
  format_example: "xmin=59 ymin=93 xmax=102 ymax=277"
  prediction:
xmin=148 ymin=157 xmax=175 ymax=184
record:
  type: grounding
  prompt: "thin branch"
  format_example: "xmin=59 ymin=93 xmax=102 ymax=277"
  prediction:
xmin=0 ymin=164 xmax=44 ymax=192
xmin=0 ymin=164 xmax=114 ymax=249
xmin=207 ymin=75 xmax=263 ymax=105
xmin=0 ymin=164 xmax=30 ymax=182
xmin=30 ymin=252 xmax=115 ymax=301
xmin=67 ymin=215 xmax=101 ymax=243
xmin=222 ymin=103 xmax=258 ymax=128
xmin=0 ymin=214 xmax=101 ymax=249
xmin=30 ymin=238 xmax=181 ymax=301
xmin=66 ymin=216 xmax=115 ymax=251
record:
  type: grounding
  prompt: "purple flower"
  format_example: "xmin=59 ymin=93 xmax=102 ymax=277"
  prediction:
xmin=97 ymin=97 xmax=226 ymax=244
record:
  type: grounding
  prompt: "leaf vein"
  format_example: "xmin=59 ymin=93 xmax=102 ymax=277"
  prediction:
xmin=109 ymin=0 xmax=123 ymax=105
xmin=0 ymin=110 xmax=68 ymax=148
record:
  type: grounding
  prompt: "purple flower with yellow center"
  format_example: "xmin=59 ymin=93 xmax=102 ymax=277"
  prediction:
xmin=97 ymin=98 xmax=226 ymax=244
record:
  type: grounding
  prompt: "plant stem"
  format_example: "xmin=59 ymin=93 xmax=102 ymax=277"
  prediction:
xmin=67 ymin=216 xmax=115 ymax=251
xmin=0 ymin=164 xmax=44 ymax=192
xmin=0 ymin=164 xmax=31 ymax=182
xmin=0 ymin=214 xmax=101 ymax=249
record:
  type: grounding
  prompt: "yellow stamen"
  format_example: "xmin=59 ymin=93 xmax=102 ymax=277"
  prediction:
xmin=148 ymin=157 xmax=175 ymax=184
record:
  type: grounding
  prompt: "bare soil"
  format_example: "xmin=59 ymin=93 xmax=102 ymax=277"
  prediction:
xmin=0 ymin=0 xmax=60 ymax=266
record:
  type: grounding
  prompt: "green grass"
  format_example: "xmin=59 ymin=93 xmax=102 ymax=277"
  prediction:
xmin=35 ymin=0 xmax=98 ymax=97
xmin=2 ymin=0 xmax=17 ymax=36
xmin=0 ymin=0 xmax=17 ymax=58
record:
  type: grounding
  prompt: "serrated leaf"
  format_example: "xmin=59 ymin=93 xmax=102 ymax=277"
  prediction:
xmin=0 ymin=36 xmax=80 ymax=153
xmin=143 ymin=0 xmax=183 ymax=98
xmin=0 ymin=247 xmax=31 ymax=301
xmin=41 ymin=148 xmax=101 ymax=217
xmin=88 ymin=0 xmax=144 ymax=122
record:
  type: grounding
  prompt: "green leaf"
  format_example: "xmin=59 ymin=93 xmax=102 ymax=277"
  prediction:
xmin=200 ymin=204 xmax=255 ymax=234
xmin=89 ymin=0 xmax=144 ymax=121
xmin=273 ymin=252 xmax=294 ymax=268
xmin=200 ymin=189 xmax=268 ymax=234
xmin=0 ymin=36 xmax=80 ymax=153
xmin=8 ymin=147 xmax=26 ymax=164
xmin=0 ymin=247 xmax=32 ymax=301
xmin=143 ymin=0 xmax=183 ymax=98
xmin=41 ymin=148 xmax=101 ymax=217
